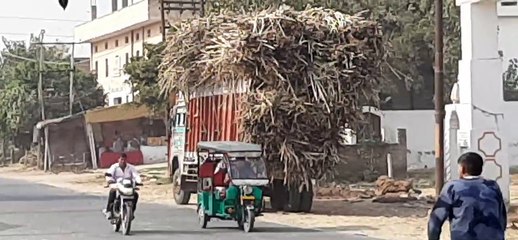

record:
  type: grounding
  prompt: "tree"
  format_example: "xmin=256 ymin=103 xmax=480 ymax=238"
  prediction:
xmin=206 ymin=0 xmax=461 ymax=110
xmin=503 ymin=58 xmax=518 ymax=101
xmin=0 ymin=37 xmax=104 ymax=151
xmin=124 ymin=43 xmax=167 ymax=112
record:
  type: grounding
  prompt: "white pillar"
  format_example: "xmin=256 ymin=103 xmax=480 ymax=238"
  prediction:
xmin=446 ymin=0 xmax=509 ymax=204
xmin=445 ymin=110 xmax=460 ymax=182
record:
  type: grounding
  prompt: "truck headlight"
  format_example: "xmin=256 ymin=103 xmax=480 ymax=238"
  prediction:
xmin=243 ymin=185 xmax=253 ymax=195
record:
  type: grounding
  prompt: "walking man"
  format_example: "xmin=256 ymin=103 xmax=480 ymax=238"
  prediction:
xmin=428 ymin=152 xmax=507 ymax=240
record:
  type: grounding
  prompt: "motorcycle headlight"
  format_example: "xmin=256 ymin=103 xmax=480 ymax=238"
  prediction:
xmin=243 ymin=185 xmax=253 ymax=195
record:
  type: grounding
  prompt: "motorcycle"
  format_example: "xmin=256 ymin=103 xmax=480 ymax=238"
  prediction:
xmin=104 ymin=174 xmax=143 ymax=235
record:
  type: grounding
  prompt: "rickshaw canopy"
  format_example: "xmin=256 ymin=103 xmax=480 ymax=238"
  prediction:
xmin=197 ymin=141 xmax=262 ymax=153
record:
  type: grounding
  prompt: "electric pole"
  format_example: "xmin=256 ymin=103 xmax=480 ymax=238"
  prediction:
xmin=38 ymin=29 xmax=46 ymax=121
xmin=69 ymin=43 xmax=75 ymax=114
xmin=434 ymin=0 xmax=445 ymax=196
xmin=35 ymin=41 xmax=88 ymax=115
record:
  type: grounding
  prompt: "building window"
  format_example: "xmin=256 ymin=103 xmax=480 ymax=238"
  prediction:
xmin=125 ymin=53 xmax=129 ymax=65
xmin=95 ymin=61 xmax=98 ymax=78
xmin=147 ymin=29 xmax=151 ymax=37
xmin=104 ymin=42 xmax=108 ymax=50
xmin=94 ymin=45 xmax=98 ymax=53
xmin=111 ymin=0 xmax=118 ymax=12
xmin=114 ymin=55 xmax=121 ymax=77
xmin=115 ymin=40 xmax=119 ymax=47
xmin=105 ymin=58 xmax=109 ymax=77
xmin=113 ymin=97 xmax=122 ymax=105
xmin=501 ymin=1 xmax=518 ymax=6
xmin=136 ymin=33 xmax=139 ymax=41
xmin=122 ymin=0 xmax=128 ymax=8
xmin=125 ymin=36 xmax=129 ymax=44
xmin=136 ymin=50 xmax=140 ymax=58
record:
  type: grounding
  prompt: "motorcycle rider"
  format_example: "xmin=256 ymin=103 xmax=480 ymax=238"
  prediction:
xmin=102 ymin=153 xmax=142 ymax=219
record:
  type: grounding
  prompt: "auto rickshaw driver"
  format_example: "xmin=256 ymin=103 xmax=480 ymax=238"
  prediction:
xmin=213 ymin=158 xmax=231 ymax=191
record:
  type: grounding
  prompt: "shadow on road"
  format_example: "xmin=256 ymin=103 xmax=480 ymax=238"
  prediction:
xmin=131 ymin=226 xmax=318 ymax=236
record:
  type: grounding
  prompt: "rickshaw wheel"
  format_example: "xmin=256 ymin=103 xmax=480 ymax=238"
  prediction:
xmin=242 ymin=209 xmax=255 ymax=233
xmin=198 ymin=206 xmax=208 ymax=229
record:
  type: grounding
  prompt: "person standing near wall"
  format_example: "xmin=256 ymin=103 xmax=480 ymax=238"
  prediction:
xmin=112 ymin=131 xmax=124 ymax=153
xmin=427 ymin=152 xmax=506 ymax=240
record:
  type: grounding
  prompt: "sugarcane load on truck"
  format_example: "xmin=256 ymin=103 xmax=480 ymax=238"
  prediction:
xmin=160 ymin=6 xmax=386 ymax=213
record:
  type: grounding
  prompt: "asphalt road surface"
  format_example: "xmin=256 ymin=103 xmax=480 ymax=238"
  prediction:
xmin=0 ymin=178 xmax=379 ymax=240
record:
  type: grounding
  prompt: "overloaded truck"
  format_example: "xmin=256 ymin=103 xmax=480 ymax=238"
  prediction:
xmin=167 ymin=89 xmax=314 ymax=212
xmin=162 ymin=7 xmax=385 ymax=214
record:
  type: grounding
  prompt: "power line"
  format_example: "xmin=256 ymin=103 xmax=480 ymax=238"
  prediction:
xmin=0 ymin=32 xmax=73 ymax=38
xmin=0 ymin=16 xmax=86 ymax=23
xmin=2 ymin=52 xmax=70 ymax=65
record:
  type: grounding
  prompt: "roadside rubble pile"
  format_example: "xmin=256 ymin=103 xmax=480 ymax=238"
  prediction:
xmin=158 ymin=6 xmax=386 ymax=186
xmin=316 ymin=176 xmax=434 ymax=203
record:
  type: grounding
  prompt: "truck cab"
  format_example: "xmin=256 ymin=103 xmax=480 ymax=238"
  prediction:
xmin=169 ymin=98 xmax=198 ymax=204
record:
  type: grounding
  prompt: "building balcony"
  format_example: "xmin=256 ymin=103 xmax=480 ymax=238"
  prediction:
xmin=75 ymin=0 xmax=203 ymax=43
xmin=75 ymin=0 xmax=160 ymax=42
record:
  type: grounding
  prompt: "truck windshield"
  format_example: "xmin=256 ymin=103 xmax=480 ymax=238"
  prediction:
xmin=228 ymin=157 xmax=267 ymax=179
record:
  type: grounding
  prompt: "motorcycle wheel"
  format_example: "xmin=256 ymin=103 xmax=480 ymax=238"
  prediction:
xmin=242 ymin=208 xmax=255 ymax=233
xmin=121 ymin=203 xmax=133 ymax=235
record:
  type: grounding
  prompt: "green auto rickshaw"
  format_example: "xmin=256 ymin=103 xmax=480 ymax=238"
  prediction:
xmin=196 ymin=141 xmax=268 ymax=232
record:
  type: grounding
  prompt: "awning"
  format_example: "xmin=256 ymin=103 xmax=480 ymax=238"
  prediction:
xmin=84 ymin=104 xmax=155 ymax=124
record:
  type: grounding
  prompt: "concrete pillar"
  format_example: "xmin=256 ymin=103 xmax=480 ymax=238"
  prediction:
xmin=445 ymin=0 xmax=509 ymax=204
xmin=445 ymin=110 xmax=460 ymax=182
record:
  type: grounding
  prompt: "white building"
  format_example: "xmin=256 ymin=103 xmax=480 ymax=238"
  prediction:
xmin=375 ymin=1 xmax=518 ymax=169
xmin=74 ymin=0 xmax=197 ymax=106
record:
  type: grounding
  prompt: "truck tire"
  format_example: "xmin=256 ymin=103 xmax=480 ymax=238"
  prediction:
xmin=285 ymin=186 xmax=301 ymax=212
xmin=173 ymin=168 xmax=191 ymax=205
xmin=299 ymin=183 xmax=314 ymax=213
xmin=270 ymin=179 xmax=286 ymax=211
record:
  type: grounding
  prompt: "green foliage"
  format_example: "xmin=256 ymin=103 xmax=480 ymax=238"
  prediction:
xmin=0 ymin=36 xmax=104 ymax=142
xmin=503 ymin=58 xmax=518 ymax=101
xmin=124 ymin=42 xmax=167 ymax=113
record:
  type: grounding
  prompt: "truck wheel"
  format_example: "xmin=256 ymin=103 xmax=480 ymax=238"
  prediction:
xmin=173 ymin=168 xmax=190 ymax=205
xmin=284 ymin=186 xmax=301 ymax=212
xmin=299 ymin=183 xmax=314 ymax=213
xmin=270 ymin=179 xmax=286 ymax=211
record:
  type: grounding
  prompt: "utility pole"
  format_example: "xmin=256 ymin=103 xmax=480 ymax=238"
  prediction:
xmin=38 ymin=29 xmax=46 ymax=121
xmin=35 ymin=41 xmax=88 ymax=114
xmin=434 ymin=0 xmax=445 ymax=196
xmin=69 ymin=43 xmax=75 ymax=114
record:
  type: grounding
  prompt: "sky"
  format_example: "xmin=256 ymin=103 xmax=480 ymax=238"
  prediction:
xmin=0 ymin=0 xmax=117 ymax=58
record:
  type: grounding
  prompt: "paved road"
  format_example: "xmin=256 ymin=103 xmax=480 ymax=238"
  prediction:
xmin=0 ymin=178 xmax=379 ymax=240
